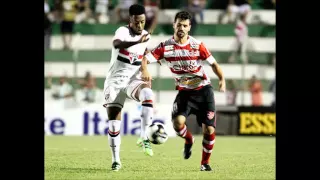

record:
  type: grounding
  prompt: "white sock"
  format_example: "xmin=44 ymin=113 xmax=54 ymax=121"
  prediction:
xmin=140 ymin=106 xmax=153 ymax=140
xmin=108 ymin=120 xmax=121 ymax=163
xmin=139 ymin=88 xmax=154 ymax=140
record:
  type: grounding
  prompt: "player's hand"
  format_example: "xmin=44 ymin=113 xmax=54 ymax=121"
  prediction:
xmin=139 ymin=34 xmax=150 ymax=43
xmin=141 ymin=70 xmax=152 ymax=82
xmin=144 ymin=49 xmax=150 ymax=55
xmin=219 ymin=79 xmax=226 ymax=92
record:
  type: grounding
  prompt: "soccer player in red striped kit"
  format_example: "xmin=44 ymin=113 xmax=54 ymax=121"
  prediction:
xmin=141 ymin=11 xmax=226 ymax=171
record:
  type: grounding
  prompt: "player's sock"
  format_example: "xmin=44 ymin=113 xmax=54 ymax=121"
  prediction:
xmin=139 ymin=88 xmax=154 ymax=140
xmin=108 ymin=120 xmax=121 ymax=163
xmin=175 ymin=124 xmax=193 ymax=144
xmin=201 ymin=132 xmax=215 ymax=165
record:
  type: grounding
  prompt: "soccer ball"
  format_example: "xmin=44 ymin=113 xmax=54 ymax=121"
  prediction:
xmin=146 ymin=123 xmax=168 ymax=145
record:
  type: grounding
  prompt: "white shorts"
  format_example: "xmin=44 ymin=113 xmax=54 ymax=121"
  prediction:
xmin=229 ymin=4 xmax=251 ymax=14
xmin=103 ymin=77 xmax=147 ymax=109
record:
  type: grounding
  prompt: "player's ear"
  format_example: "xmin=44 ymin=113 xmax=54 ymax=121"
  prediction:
xmin=172 ymin=22 xmax=175 ymax=29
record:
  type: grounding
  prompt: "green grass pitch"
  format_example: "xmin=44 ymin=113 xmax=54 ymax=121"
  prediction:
xmin=45 ymin=136 xmax=275 ymax=180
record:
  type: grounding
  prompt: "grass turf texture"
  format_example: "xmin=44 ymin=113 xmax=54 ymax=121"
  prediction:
xmin=45 ymin=136 xmax=275 ymax=180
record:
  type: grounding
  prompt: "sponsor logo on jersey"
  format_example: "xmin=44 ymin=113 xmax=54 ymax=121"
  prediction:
xmin=165 ymin=45 xmax=174 ymax=51
xmin=172 ymin=61 xmax=197 ymax=71
xmin=180 ymin=77 xmax=202 ymax=86
xmin=164 ymin=49 xmax=200 ymax=57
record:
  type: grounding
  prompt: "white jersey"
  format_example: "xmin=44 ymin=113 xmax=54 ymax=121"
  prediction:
xmin=105 ymin=26 xmax=150 ymax=88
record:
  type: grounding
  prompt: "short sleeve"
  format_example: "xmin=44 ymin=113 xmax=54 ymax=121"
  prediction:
xmin=199 ymin=42 xmax=216 ymax=65
xmin=112 ymin=27 xmax=129 ymax=41
xmin=145 ymin=42 xmax=164 ymax=63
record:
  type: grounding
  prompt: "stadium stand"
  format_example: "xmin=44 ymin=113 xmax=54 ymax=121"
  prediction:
xmin=44 ymin=0 xmax=275 ymax=106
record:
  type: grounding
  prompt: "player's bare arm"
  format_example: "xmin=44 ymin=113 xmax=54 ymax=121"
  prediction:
xmin=113 ymin=34 xmax=149 ymax=49
xmin=211 ymin=61 xmax=226 ymax=92
xmin=140 ymin=56 xmax=152 ymax=82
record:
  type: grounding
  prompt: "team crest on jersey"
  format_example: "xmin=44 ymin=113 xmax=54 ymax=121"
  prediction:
xmin=129 ymin=52 xmax=138 ymax=63
xmin=190 ymin=44 xmax=199 ymax=50
xmin=165 ymin=45 xmax=174 ymax=51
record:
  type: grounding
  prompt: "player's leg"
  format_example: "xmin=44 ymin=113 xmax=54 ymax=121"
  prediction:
xmin=136 ymin=83 xmax=154 ymax=156
xmin=106 ymin=106 xmax=122 ymax=171
xmin=240 ymin=37 xmax=248 ymax=63
xmin=199 ymin=122 xmax=216 ymax=171
xmin=125 ymin=80 xmax=154 ymax=156
xmin=171 ymin=92 xmax=194 ymax=159
xmin=103 ymin=85 xmax=126 ymax=171
xmin=197 ymin=86 xmax=216 ymax=171
xmin=228 ymin=40 xmax=240 ymax=63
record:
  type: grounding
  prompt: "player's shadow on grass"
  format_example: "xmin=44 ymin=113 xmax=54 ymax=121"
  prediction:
xmin=59 ymin=167 xmax=106 ymax=173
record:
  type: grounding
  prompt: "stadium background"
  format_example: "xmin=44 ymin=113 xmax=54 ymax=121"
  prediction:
xmin=44 ymin=0 xmax=275 ymax=139
xmin=45 ymin=1 xmax=275 ymax=179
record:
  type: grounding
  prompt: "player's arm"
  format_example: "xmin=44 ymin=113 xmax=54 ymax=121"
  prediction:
xmin=141 ymin=56 xmax=152 ymax=81
xmin=211 ymin=61 xmax=226 ymax=92
xmin=200 ymin=43 xmax=226 ymax=92
xmin=141 ymin=42 xmax=165 ymax=81
xmin=112 ymin=27 xmax=150 ymax=49
xmin=144 ymin=42 xmax=164 ymax=64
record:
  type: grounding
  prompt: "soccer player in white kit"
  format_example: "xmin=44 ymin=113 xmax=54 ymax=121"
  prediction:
xmin=103 ymin=4 xmax=155 ymax=171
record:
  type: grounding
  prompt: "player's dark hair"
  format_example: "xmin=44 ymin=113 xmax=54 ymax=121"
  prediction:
xmin=174 ymin=11 xmax=192 ymax=23
xmin=129 ymin=4 xmax=146 ymax=16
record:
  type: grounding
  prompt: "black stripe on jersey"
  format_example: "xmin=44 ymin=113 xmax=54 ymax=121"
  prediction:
xmin=117 ymin=55 xmax=141 ymax=66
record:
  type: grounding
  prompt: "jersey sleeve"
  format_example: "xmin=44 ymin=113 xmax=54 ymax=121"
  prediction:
xmin=145 ymin=42 xmax=164 ymax=63
xmin=112 ymin=27 xmax=129 ymax=41
xmin=199 ymin=42 xmax=216 ymax=65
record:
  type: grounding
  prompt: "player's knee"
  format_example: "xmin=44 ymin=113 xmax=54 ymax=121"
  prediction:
xmin=202 ymin=124 xmax=215 ymax=135
xmin=173 ymin=115 xmax=186 ymax=130
xmin=139 ymin=87 xmax=154 ymax=102
xmin=107 ymin=107 xmax=122 ymax=120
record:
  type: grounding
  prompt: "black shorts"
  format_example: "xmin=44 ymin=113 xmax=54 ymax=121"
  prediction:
xmin=60 ymin=21 xmax=74 ymax=34
xmin=171 ymin=85 xmax=216 ymax=127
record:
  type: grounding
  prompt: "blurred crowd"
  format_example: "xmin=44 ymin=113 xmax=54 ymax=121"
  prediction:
xmin=47 ymin=72 xmax=275 ymax=107
xmin=46 ymin=71 xmax=98 ymax=104
xmin=44 ymin=0 xmax=276 ymax=52
xmin=226 ymin=75 xmax=275 ymax=107
xmin=45 ymin=0 xmax=276 ymax=49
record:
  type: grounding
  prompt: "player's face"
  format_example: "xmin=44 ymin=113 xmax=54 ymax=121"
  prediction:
xmin=130 ymin=14 xmax=146 ymax=34
xmin=173 ymin=18 xmax=191 ymax=38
